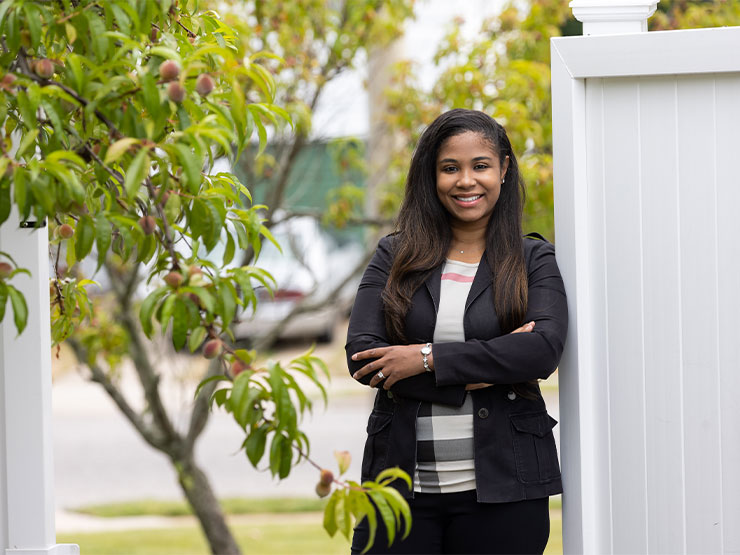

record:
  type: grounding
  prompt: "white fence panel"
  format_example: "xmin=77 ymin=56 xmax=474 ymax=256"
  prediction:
xmin=553 ymin=24 xmax=740 ymax=555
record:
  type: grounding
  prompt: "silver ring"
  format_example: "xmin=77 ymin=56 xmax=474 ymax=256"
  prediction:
xmin=376 ymin=371 xmax=385 ymax=380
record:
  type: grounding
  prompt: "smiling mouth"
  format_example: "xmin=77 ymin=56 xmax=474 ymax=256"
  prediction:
xmin=453 ymin=194 xmax=482 ymax=204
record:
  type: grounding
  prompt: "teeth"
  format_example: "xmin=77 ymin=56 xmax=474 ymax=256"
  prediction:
xmin=455 ymin=195 xmax=481 ymax=203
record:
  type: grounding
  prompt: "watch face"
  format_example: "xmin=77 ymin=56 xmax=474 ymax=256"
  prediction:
xmin=421 ymin=345 xmax=432 ymax=355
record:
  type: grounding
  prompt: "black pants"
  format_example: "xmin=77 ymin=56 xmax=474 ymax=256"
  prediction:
xmin=351 ymin=490 xmax=550 ymax=555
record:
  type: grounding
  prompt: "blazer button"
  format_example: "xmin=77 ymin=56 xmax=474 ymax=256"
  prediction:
xmin=507 ymin=391 xmax=517 ymax=401
xmin=386 ymin=390 xmax=393 ymax=399
xmin=477 ymin=408 xmax=489 ymax=419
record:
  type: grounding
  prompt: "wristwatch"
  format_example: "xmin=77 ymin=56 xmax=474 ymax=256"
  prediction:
xmin=421 ymin=343 xmax=432 ymax=372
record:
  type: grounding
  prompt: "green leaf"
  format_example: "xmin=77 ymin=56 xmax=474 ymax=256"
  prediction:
xmin=375 ymin=467 xmax=412 ymax=490
xmin=188 ymin=326 xmax=207 ymax=352
xmin=158 ymin=293 xmax=177 ymax=332
xmin=6 ymin=285 xmax=28 ymax=336
xmin=223 ymin=230 xmax=235 ymax=266
xmin=174 ymin=144 xmax=203 ymax=194
xmin=245 ymin=425 xmax=268 ymax=466
xmin=381 ymin=487 xmax=412 ymax=541
xmin=16 ymin=129 xmax=39 ymax=159
xmin=0 ymin=283 xmax=8 ymax=323
xmin=335 ymin=491 xmax=352 ymax=540
xmin=323 ymin=491 xmax=340 ymax=537
xmin=279 ymin=435 xmax=292 ymax=478
xmin=227 ymin=371 xmax=251 ymax=416
xmin=94 ymin=215 xmax=112 ymax=271
xmin=193 ymin=373 xmax=229 ymax=399
xmin=139 ymin=286 xmax=168 ymax=338
xmin=368 ymin=490 xmax=396 ymax=547
xmin=219 ymin=283 xmax=236 ymax=328
xmin=356 ymin=493 xmax=378 ymax=554
xmin=0 ymin=181 xmax=10 ymax=226
xmin=104 ymin=138 xmax=140 ymax=164
xmin=74 ymin=215 xmax=95 ymax=260
xmin=172 ymin=298 xmax=189 ymax=350
xmin=123 ymin=148 xmax=150 ymax=198
xmin=23 ymin=4 xmax=42 ymax=48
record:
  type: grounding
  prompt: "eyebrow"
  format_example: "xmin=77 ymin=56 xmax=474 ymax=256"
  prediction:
xmin=438 ymin=156 xmax=495 ymax=164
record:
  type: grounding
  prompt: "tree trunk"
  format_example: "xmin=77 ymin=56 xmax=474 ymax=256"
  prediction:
xmin=176 ymin=456 xmax=241 ymax=555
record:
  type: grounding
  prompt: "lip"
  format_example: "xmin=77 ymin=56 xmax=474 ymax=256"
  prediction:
xmin=452 ymin=194 xmax=483 ymax=206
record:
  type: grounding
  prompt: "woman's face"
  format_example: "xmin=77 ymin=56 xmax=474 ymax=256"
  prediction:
xmin=435 ymin=131 xmax=509 ymax=230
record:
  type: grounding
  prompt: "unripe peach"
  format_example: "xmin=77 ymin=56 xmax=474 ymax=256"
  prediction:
xmin=34 ymin=59 xmax=54 ymax=79
xmin=57 ymin=224 xmax=74 ymax=239
xmin=153 ymin=187 xmax=171 ymax=205
xmin=315 ymin=481 xmax=331 ymax=498
xmin=195 ymin=74 xmax=214 ymax=97
xmin=139 ymin=215 xmax=156 ymax=235
xmin=167 ymin=81 xmax=185 ymax=103
xmin=203 ymin=338 xmax=223 ymax=359
xmin=230 ymin=358 xmax=250 ymax=377
xmin=158 ymin=60 xmax=180 ymax=82
xmin=164 ymin=271 xmax=184 ymax=288
xmin=1 ymin=73 xmax=16 ymax=90
xmin=188 ymin=265 xmax=202 ymax=276
xmin=0 ymin=262 xmax=12 ymax=278
xmin=319 ymin=468 xmax=334 ymax=487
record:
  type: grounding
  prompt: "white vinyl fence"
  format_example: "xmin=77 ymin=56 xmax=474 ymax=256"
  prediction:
xmin=553 ymin=3 xmax=740 ymax=554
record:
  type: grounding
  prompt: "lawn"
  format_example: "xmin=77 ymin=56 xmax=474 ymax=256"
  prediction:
xmin=58 ymin=509 xmax=563 ymax=554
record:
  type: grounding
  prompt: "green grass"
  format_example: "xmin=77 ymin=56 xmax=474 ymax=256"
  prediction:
xmin=73 ymin=497 xmax=326 ymax=518
xmin=58 ymin=510 xmax=563 ymax=554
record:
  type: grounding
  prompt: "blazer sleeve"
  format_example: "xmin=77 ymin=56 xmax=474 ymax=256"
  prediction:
xmin=432 ymin=239 xmax=568 ymax=386
xmin=345 ymin=236 xmax=467 ymax=406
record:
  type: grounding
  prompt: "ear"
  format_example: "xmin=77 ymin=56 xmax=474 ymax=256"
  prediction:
xmin=501 ymin=155 xmax=510 ymax=181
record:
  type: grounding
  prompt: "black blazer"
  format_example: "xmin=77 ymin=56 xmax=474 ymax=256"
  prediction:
xmin=345 ymin=234 xmax=568 ymax=502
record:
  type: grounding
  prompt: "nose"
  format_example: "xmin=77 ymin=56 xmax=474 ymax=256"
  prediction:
xmin=457 ymin=168 xmax=476 ymax=188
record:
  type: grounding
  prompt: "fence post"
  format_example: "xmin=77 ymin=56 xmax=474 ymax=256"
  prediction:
xmin=570 ymin=0 xmax=658 ymax=35
xmin=0 ymin=207 xmax=78 ymax=554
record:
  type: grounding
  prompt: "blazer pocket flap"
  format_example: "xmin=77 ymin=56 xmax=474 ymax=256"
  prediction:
xmin=366 ymin=411 xmax=393 ymax=435
xmin=510 ymin=412 xmax=557 ymax=438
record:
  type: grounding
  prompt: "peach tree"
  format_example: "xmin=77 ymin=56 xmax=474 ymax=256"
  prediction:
xmin=0 ymin=1 xmax=409 ymax=553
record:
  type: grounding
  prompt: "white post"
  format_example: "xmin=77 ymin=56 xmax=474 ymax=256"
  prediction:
xmin=0 ymin=207 xmax=78 ymax=555
xmin=570 ymin=0 xmax=658 ymax=35
xmin=556 ymin=2 xmax=659 ymax=554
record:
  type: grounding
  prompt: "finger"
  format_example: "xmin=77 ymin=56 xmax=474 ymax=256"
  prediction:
xmin=351 ymin=347 xmax=389 ymax=361
xmin=510 ymin=321 xmax=535 ymax=334
xmin=370 ymin=371 xmax=387 ymax=388
xmin=353 ymin=361 xmax=378 ymax=380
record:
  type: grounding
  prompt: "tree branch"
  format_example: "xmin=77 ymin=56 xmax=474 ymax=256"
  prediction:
xmin=16 ymin=48 xmax=124 ymax=140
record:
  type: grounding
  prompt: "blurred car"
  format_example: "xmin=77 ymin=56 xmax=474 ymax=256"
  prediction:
xmin=232 ymin=216 xmax=364 ymax=343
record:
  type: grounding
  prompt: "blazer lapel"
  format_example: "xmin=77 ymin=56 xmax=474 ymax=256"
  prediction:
xmin=465 ymin=256 xmax=492 ymax=312
xmin=424 ymin=257 xmax=492 ymax=315
xmin=424 ymin=265 xmax=443 ymax=314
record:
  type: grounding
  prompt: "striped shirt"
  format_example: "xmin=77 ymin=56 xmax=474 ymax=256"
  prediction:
xmin=414 ymin=259 xmax=478 ymax=493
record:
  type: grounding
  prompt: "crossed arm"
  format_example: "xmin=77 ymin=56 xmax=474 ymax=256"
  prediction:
xmin=344 ymin=236 xmax=567 ymax=405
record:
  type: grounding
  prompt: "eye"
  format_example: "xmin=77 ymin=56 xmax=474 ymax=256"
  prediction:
xmin=474 ymin=163 xmax=489 ymax=170
xmin=441 ymin=165 xmax=458 ymax=173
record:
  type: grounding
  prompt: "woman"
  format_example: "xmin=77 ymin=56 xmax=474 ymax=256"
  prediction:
xmin=346 ymin=109 xmax=568 ymax=554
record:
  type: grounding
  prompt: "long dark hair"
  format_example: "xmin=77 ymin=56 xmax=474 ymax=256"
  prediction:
xmin=382 ymin=109 xmax=528 ymax=342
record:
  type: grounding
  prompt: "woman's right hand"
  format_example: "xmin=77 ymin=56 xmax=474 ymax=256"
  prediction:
xmin=511 ymin=320 xmax=535 ymax=334
xmin=465 ymin=321 xmax=535 ymax=391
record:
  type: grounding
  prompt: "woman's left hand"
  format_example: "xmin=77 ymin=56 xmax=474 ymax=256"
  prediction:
xmin=351 ymin=345 xmax=426 ymax=389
